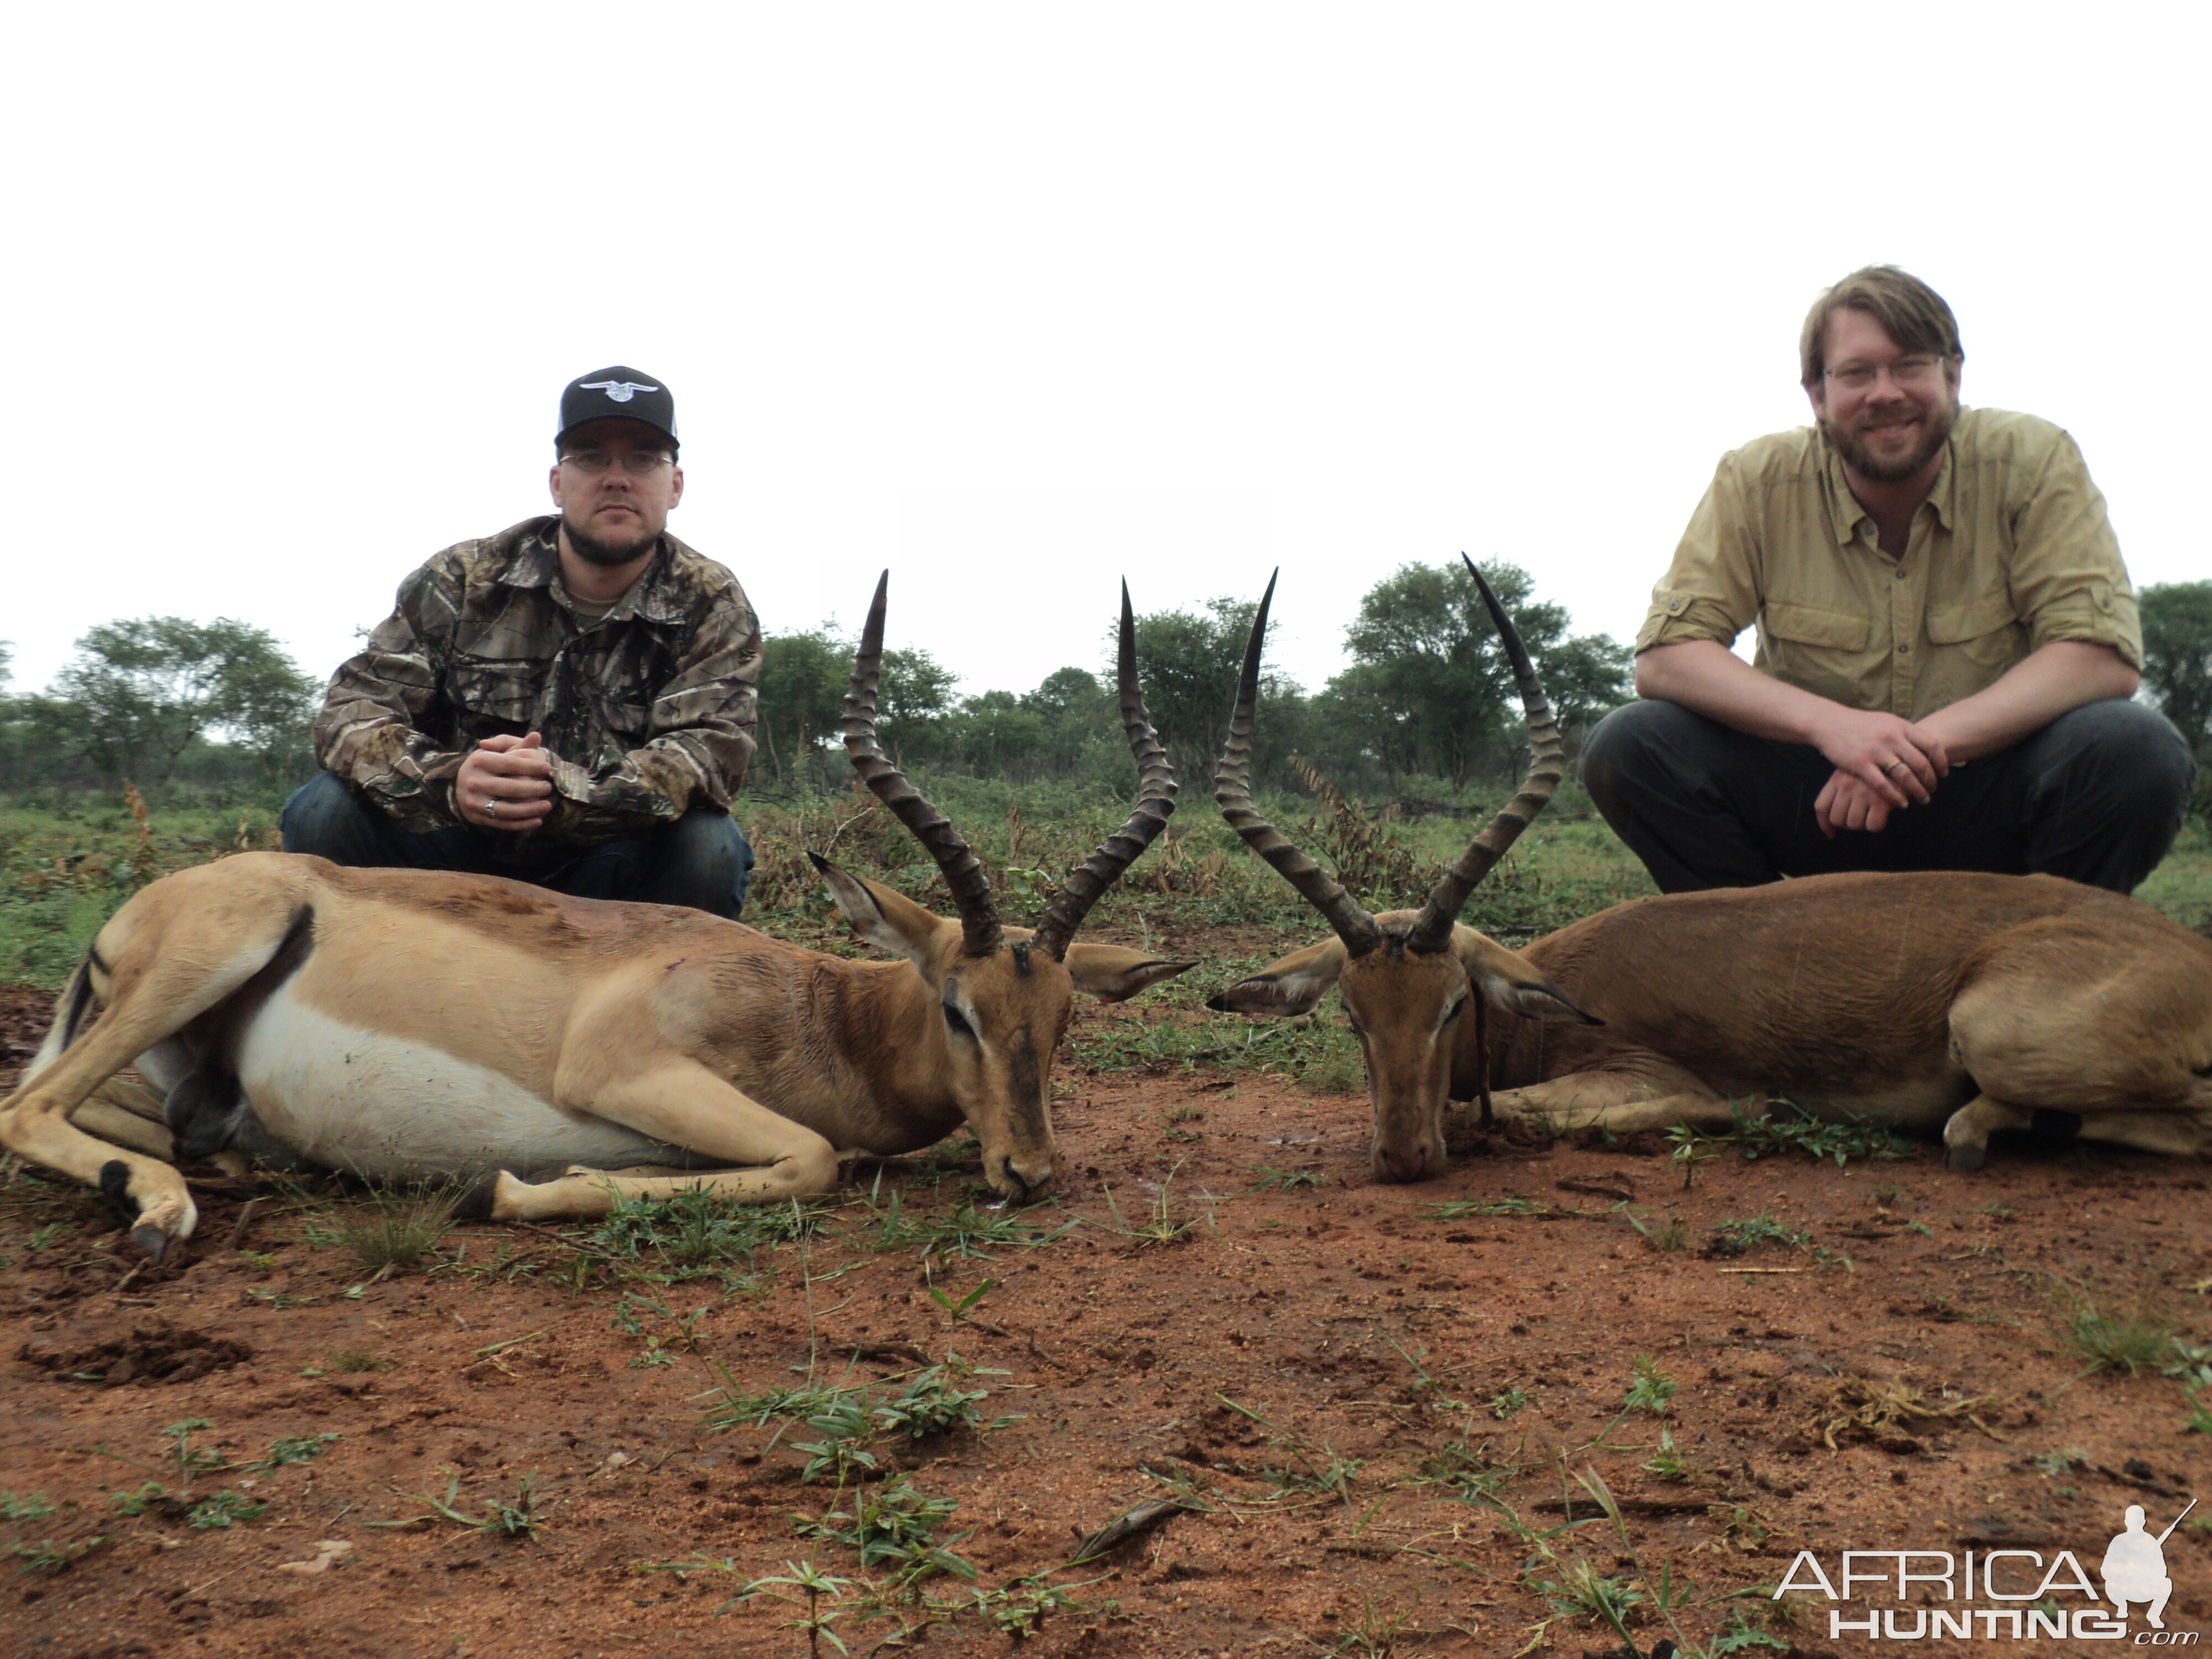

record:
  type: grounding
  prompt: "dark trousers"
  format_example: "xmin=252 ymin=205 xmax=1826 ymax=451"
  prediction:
xmin=279 ymin=771 xmax=754 ymax=919
xmin=1580 ymin=697 xmax=2195 ymax=895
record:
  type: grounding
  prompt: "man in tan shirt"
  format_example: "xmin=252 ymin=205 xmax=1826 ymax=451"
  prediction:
xmin=1582 ymin=266 xmax=2194 ymax=894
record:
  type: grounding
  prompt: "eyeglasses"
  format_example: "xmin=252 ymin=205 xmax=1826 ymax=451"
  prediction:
xmin=559 ymin=448 xmax=674 ymax=476
xmin=1824 ymin=355 xmax=1945 ymax=392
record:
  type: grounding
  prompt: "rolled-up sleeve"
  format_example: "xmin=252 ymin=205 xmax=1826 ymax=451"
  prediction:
xmin=1635 ymin=456 xmax=1764 ymax=653
xmin=310 ymin=562 xmax=469 ymax=830
xmin=2007 ymin=431 xmax=2142 ymax=668
xmin=539 ymin=583 xmax=763 ymax=842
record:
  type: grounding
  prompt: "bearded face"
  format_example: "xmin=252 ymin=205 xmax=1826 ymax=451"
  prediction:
xmin=1809 ymin=309 xmax=1960 ymax=487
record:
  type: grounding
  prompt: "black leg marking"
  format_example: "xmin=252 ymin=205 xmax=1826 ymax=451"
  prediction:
xmin=98 ymin=1159 xmax=139 ymax=1220
xmin=452 ymin=1167 xmax=512 ymax=1223
xmin=2028 ymin=1109 xmax=2083 ymax=1142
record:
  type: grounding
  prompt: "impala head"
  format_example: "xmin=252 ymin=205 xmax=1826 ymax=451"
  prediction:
xmin=824 ymin=573 xmax=1192 ymax=1203
xmin=1205 ymin=559 xmax=1598 ymax=1183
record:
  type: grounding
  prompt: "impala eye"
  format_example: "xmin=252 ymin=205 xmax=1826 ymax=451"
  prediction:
xmin=943 ymin=1003 xmax=975 ymax=1040
xmin=1441 ymin=998 xmax=1466 ymax=1026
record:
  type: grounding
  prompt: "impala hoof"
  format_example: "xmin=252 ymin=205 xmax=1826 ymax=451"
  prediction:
xmin=129 ymin=1223 xmax=172 ymax=1262
xmin=1943 ymin=1143 xmax=1986 ymax=1173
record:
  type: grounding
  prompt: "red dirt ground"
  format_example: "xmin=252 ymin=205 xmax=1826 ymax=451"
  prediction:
xmin=3 ymin=983 xmax=2209 ymax=1659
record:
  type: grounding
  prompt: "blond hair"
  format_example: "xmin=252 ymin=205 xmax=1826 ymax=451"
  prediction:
xmin=1799 ymin=266 xmax=1964 ymax=387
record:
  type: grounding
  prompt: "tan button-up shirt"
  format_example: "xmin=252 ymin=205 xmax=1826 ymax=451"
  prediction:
xmin=1635 ymin=408 xmax=2140 ymax=721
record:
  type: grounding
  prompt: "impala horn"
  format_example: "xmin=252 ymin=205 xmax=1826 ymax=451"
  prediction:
xmin=1031 ymin=582 xmax=1180 ymax=961
xmin=844 ymin=572 xmax=1004 ymax=958
xmin=1402 ymin=555 xmax=1564 ymax=953
xmin=1213 ymin=571 xmax=1383 ymax=957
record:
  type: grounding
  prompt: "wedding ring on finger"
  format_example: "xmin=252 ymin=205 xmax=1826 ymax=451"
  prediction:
xmin=487 ymin=797 xmax=499 ymax=819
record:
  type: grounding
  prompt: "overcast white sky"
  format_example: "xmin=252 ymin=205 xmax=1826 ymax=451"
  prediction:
xmin=3 ymin=4 xmax=2204 ymax=705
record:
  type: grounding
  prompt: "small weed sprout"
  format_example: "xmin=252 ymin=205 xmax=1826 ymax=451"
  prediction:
xmin=872 ymin=1358 xmax=1003 ymax=1441
xmin=187 ymin=1491 xmax=268 ymax=1529
xmin=1625 ymin=1356 xmax=1678 ymax=1416
xmin=735 ymin=1558 xmax=857 ymax=1658
xmin=1642 ymin=1427 xmax=1692 ymax=1483
xmin=1249 ymin=1165 xmax=1326 ymax=1192
xmin=374 ymin=1472 xmax=542 ymax=1540
xmin=796 ymin=1475 xmax=976 ymax=1584
xmin=1489 ymin=1388 xmax=1531 ymax=1420
xmin=5 ymin=1492 xmax=106 ymax=1576
xmin=329 ymin=1348 xmax=392 ymax=1374
xmin=2031 ymin=1447 xmax=2088 ymax=1477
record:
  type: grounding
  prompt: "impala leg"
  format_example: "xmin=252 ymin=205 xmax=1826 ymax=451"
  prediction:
xmin=480 ymin=1057 xmax=842 ymax=1223
xmin=1940 ymin=1094 xmax=2034 ymax=1172
xmin=68 ymin=1095 xmax=176 ymax=1161
xmin=0 ymin=862 xmax=312 ymax=1258
xmin=1455 ymin=1068 xmax=1742 ymax=1145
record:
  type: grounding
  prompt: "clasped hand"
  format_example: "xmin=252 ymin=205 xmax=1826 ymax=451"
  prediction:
xmin=458 ymin=732 xmax=554 ymax=832
xmin=1809 ymin=708 xmax=1949 ymax=838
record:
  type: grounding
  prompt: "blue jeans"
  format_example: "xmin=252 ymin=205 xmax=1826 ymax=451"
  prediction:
xmin=280 ymin=772 xmax=754 ymax=919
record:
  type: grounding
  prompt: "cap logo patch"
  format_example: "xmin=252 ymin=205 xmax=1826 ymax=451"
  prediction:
xmin=580 ymin=380 xmax=660 ymax=404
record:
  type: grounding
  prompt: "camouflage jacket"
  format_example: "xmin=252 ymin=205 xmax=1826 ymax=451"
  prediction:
xmin=312 ymin=518 xmax=761 ymax=865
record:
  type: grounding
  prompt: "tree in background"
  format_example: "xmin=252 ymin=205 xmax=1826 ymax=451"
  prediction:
xmin=2141 ymin=580 xmax=2212 ymax=757
xmin=752 ymin=623 xmax=961 ymax=787
xmin=1320 ymin=558 xmax=1631 ymax=788
xmin=50 ymin=617 xmax=317 ymax=787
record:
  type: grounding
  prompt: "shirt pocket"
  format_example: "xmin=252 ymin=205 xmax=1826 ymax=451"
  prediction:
xmin=446 ymin=652 xmax=544 ymax=727
xmin=1763 ymin=599 xmax=1870 ymax=651
xmin=1926 ymin=591 xmax=2024 ymax=675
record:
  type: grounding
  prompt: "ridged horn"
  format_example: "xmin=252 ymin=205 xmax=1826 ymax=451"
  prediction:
xmin=1404 ymin=555 xmax=1564 ymax=952
xmin=1213 ymin=571 xmax=1381 ymax=957
xmin=843 ymin=571 xmax=1003 ymax=958
xmin=1031 ymin=581 xmax=1179 ymax=962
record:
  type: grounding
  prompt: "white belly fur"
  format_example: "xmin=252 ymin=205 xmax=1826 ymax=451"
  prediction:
xmin=235 ymin=985 xmax=669 ymax=1180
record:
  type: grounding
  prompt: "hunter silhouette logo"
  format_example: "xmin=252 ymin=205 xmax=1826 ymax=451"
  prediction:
xmin=2106 ymin=1500 xmax=2194 ymax=1630
xmin=1775 ymin=1495 xmax=2200 ymax=1642
xmin=578 ymin=380 xmax=659 ymax=403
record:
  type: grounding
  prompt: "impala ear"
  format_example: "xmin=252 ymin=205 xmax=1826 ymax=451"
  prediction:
xmin=1204 ymin=937 xmax=1346 ymax=1018
xmin=1063 ymin=944 xmax=1196 ymax=1003
xmin=1477 ymin=972 xmax=1601 ymax=1024
xmin=1453 ymin=927 xmax=1601 ymax=1024
xmin=810 ymin=854 xmax=949 ymax=973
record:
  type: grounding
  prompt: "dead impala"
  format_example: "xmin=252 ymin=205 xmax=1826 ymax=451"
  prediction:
xmin=0 ymin=576 xmax=1190 ymax=1259
xmin=1207 ymin=558 xmax=2212 ymax=1180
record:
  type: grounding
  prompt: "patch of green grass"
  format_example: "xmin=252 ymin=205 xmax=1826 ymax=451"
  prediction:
xmin=1425 ymin=1197 xmax=1551 ymax=1220
xmin=2061 ymin=1295 xmax=2178 ymax=1376
xmin=257 ymin=1433 xmax=341 ymax=1469
xmin=2135 ymin=817 xmax=2212 ymax=931
xmin=328 ymin=1348 xmax=390 ymax=1374
xmin=1489 ymin=1387 xmax=1532 ymax=1420
xmin=3 ymin=1491 xmax=107 ymax=1576
xmin=1249 ymin=1166 xmax=1327 ymax=1191
xmin=332 ymin=1183 xmax=462 ymax=1277
xmin=1709 ymin=1216 xmax=1813 ymax=1258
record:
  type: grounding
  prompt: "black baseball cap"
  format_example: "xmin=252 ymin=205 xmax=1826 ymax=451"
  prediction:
xmin=557 ymin=367 xmax=679 ymax=450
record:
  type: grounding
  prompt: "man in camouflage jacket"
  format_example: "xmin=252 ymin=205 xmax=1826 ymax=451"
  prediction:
xmin=281 ymin=368 xmax=763 ymax=917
